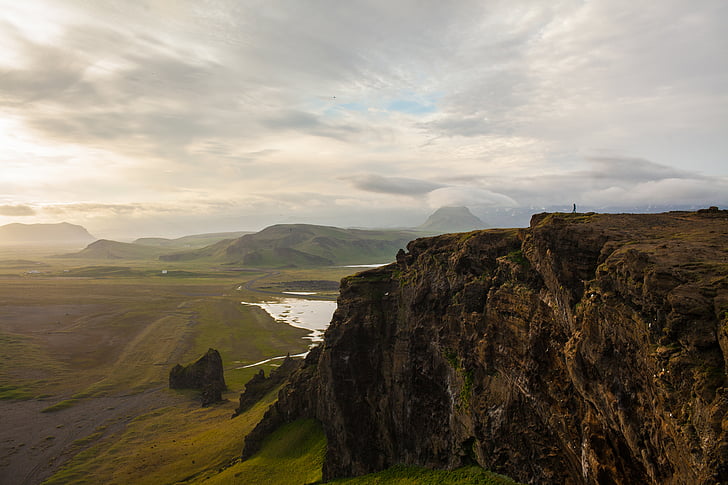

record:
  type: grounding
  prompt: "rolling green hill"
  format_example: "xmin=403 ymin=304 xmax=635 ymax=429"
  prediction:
xmin=134 ymin=231 xmax=252 ymax=249
xmin=160 ymin=224 xmax=417 ymax=267
xmin=59 ymin=224 xmax=417 ymax=267
xmin=57 ymin=239 xmax=167 ymax=260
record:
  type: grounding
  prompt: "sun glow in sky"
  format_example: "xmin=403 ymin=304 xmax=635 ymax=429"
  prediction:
xmin=1 ymin=0 xmax=726 ymax=238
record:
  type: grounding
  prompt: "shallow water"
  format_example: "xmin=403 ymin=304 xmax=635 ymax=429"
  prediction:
xmin=338 ymin=263 xmax=388 ymax=268
xmin=237 ymin=351 xmax=308 ymax=369
xmin=243 ymin=297 xmax=337 ymax=343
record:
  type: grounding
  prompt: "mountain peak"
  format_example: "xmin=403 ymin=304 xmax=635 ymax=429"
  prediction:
xmin=417 ymin=206 xmax=486 ymax=234
xmin=0 ymin=222 xmax=95 ymax=246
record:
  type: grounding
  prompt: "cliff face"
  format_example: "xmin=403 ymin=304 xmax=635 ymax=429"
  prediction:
xmin=245 ymin=210 xmax=728 ymax=484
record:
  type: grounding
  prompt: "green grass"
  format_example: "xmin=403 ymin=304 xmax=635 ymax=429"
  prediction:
xmin=58 ymin=265 xmax=242 ymax=278
xmin=42 ymin=394 xmax=278 ymax=485
xmin=504 ymin=250 xmax=529 ymax=268
xmin=0 ymin=384 xmax=33 ymax=400
xmin=188 ymin=297 xmax=311 ymax=391
xmin=59 ymin=265 xmax=149 ymax=277
xmin=325 ymin=465 xmax=522 ymax=484
xmin=184 ymin=417 xmax=523 ymax=485
xmin=441 ymin=349 xmax=474 ymax=408
xmin=194 ymin=418 xmax=326 ymax=485
xmin=68 ymin=427 xmax=107 ymax=451
xmin=0 ymin=332 xmax=64 ymax=399
xmin=25 ymin=263 xmax=355 ymax=485
xmin=41 ymin=398 xmax=80 ymax=413
xmin=1 ymin=256 xmax=378 ymax=485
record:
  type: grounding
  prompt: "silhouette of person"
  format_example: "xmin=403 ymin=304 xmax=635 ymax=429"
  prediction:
xmin=573 ymin=203 xmax=576 ymax=213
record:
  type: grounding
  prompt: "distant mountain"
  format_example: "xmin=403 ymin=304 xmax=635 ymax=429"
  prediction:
xmin=59 ymin=239 xmax=166 ymax=260
xmin=0 ymin=222 xmax=95 ymax=246
xmin=417 ymin=207 xmax=486 ymax=234
xmin=134 ymin=231 xmax=252 ymax=249
xmin=160 ymin=223 xmax=418 ymax=267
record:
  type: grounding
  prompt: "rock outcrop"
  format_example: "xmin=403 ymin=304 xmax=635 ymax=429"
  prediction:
xmin=243 ymin=211 xmax=728 ymax=484
xmin=169 ymin=348 xmax=227 ymax=406
xmin=233 ymin=355 xmax=301 ymax=417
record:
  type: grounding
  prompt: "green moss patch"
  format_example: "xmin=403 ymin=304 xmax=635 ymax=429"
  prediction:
xmin=326 ymin=464 xmax=522 ymax=484
xmin=41 ymin=398 xmax=80 ymax=413
xmin=195 ymin=419 xmax=326 ymax=485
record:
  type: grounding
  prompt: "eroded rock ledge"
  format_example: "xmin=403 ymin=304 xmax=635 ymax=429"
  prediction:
xmin=244 ymin=211 xmax=728 ymax=484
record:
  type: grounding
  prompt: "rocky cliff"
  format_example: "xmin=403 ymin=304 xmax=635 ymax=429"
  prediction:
xmin=244 ymin=210 xmax=728 ymax=484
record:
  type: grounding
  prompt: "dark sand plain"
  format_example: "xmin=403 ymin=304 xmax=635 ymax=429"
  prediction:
xmin=0 ymin=256 xmax=346 ymax=484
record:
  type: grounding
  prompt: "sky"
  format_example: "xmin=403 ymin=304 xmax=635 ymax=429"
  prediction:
xmin=1 ymin=0 xmax=726 ymax=239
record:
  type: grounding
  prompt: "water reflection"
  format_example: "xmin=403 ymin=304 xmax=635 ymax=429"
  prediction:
xmin=242 ymin=297 xmax=337 ymax=342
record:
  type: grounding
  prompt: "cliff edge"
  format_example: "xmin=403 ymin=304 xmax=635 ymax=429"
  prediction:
xmin=244 ymin=210 xmax=728 ymax=484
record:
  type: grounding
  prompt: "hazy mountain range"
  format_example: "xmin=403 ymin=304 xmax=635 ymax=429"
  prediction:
xmin=0 ymin=222 xmax=95 ymax=247
xmin=3 ymin=207 xmax=490 ymax=266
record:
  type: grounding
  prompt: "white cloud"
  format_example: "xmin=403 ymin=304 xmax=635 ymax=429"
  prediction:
xmin=0 ymin=204 xmax=35 ymax=216
xmin=0 ymin=0 xmax=725 ymax=236
xmin=590 ymin=178 xmax=728 ymax=207
xmin=427 ymin=187 xmax=517 ymax=209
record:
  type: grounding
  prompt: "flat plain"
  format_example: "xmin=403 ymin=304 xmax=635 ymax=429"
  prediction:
xmin=0 ymin=249 xmax=355 ymax=485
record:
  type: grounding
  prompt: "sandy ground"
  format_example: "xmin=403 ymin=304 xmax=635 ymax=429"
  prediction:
xmin=0 ymin=387 xmax=182 ymax=485
xmin=0 ymin=271 xmax=337 ymax=484
xmin=0 ymin=277 xmax=204 ymax=485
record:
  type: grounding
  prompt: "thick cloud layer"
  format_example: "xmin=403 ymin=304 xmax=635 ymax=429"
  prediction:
xmin=0 ymin=0 xmax=725 ymax=237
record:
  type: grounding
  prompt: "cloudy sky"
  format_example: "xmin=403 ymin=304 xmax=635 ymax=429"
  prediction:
xmin=1 ymin=0 xmax=726 ymax=238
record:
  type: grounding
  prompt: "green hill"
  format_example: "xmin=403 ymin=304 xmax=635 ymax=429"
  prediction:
xmin=134 ymin=231 xmax=251 ymax=249
xmin=58 ymin=239 xmax=166 ymax=260
xmin=160 ymin=224 xmax=417 ymax=267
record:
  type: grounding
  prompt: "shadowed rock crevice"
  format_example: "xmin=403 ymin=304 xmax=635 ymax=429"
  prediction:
xmin=243 ymin=210 xmax=728 ymax=484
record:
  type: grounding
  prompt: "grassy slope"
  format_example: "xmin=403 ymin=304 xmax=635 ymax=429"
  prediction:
xmin=188 ymin=297 xmax=310 ymax=390
xmin=0 ymin=252 xmax=333 ymax=484
xmin=193 ymin=418 xmax=521 ymax=485
xmin=134 ymin=232 xmax=251 ymax=249
xmin=23 ymin=267 xmax=314 ymax=483
xmin=57 ymin=239 xmax=168 ymax=260
xmin=42 ymin=391 xmax=279 ymax=485
xmin=163 ymin=224 xmax=416 ymax=267
xmin=242 ymin=225 xmax=415 ymax=266
xmin=195 ymin=419 xmax=327 ymax=485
